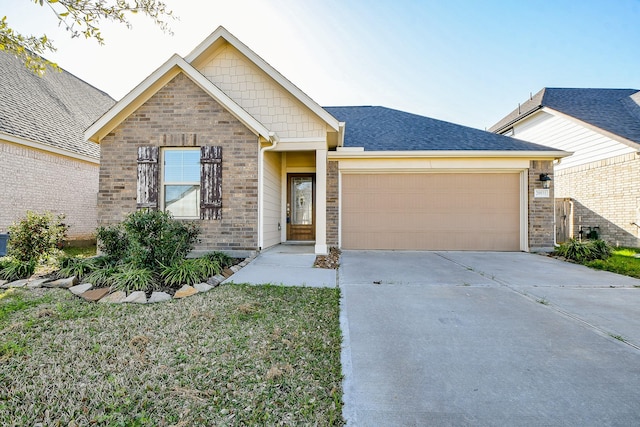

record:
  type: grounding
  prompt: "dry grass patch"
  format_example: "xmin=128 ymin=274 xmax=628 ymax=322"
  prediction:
xmin=0 ymin=285 xmax=343 ymax=425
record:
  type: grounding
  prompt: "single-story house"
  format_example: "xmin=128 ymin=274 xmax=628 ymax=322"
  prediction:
xmin=0 ymin=50 xmax=115 ymax=242
xmin=86 ymin=26 xmax=569 ymax=256
xmin=490 ymin=88 xmax=640 ymax=246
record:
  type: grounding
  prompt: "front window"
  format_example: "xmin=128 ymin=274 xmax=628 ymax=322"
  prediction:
xmin=162 ymin=148 xmax=200 ymax=218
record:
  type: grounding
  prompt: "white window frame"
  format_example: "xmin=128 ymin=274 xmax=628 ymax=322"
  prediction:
xmin=160 ymin=147 xmax=201 ymax=219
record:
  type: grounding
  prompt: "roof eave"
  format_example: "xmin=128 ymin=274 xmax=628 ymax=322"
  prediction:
xmin=0 ymin=130 xmax=99 ymax=164
xmin=328 ymin=149 xmax=572 ymax=160
xmin=491 ymin=105 xmax=544 ymax=134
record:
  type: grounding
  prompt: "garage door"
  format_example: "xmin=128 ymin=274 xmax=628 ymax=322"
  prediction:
xmin=341 ymin=173 xmax=521 ymax=251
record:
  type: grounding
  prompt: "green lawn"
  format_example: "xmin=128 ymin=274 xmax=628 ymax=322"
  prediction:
xmin=586 ymin=247 xmax=640 ymax=280
xmin=62 ymin=244 xmax=97 ymax=258
xmin=0 ymin=285 xmax=343 ymax=425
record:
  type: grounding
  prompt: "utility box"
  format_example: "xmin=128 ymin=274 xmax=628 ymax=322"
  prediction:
xmin=0 ymin=234 xmax=8 ymax=257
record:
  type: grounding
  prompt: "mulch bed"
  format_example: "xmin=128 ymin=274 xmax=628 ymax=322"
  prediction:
xmin=314 ymin=247 xmax=341 ymax=269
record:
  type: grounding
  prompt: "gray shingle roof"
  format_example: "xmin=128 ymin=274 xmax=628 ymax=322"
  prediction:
xmin=324 ymin=106 xmax=559 ymax=151
xmin=0 ymin=51 xmax=115 ymax=159
xmin=489 ymin=88 xmax=640 ymax=145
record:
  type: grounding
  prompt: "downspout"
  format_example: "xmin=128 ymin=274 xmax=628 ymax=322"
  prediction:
xmin=257 ymin=132 xmax=279 ymax=251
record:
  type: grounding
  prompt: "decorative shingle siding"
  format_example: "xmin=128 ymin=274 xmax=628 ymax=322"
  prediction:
xmin=555 ymin=152 xmax=640 ymax=247
xmin=326 ymin=160 xmax=339 ymax=247
xmin=528 ymin=160 xmax=555 ymax=250
xmin=98 ymin=73 xmax=259 ymax=252
xmin=198 ymin=44 xmax=327 ymax=139
xmin=0 ymin=140 xmax=98 ymax=241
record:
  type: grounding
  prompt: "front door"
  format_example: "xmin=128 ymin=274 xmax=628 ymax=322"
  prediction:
xmin=287 ymin=174 xmax=315 ymax=241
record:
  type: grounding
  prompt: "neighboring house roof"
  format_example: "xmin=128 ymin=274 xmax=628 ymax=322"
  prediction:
xmin=0 ymin=50 xmax=115 ymax=160
xmin=325 ymin=106 xmax=560 ymax=152
xmin=489 ymin=88 xmax=640 ymax=145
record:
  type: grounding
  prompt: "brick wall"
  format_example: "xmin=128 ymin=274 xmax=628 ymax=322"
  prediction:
xmin=555 ymin=152 xmax=640 ymax=247
xmin=98 ymin=73 xmax=259 ymax=252
xmin=326 ymin=160 xmax=339 ymax=246
xmin=0 ymin=140 xmax=98 ymax=241
xmin=528 ymin=160 xmax=555 ymax=250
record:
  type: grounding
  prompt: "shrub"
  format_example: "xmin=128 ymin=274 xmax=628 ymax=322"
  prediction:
xmin=100 ymin=209 xmax=199 ymax=270
xmin=203 ymin=251 xmax=234 ymax=268
xmin=56 ymin=256 xmax=98 ymax=280
xmin=8 ymin=211 xmax=67 ymax=262
xmin=96 ymin=225 xmax=129 ymax=261
xmin=556 ymin=238 xmax=612 ymax=263
xmin=84 ymin=265 xmax=120 ymax=288
xmin=111 ymin=264 xmax=157 ymax=293
xmin=161 ymin=259 xmax=204 ymax=287
xmin=0 ymin=257 xmax=37 ymax=281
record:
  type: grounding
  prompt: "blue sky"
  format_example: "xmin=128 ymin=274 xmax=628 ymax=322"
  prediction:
xmin=2 ymin=0 xmax=639 ymax=129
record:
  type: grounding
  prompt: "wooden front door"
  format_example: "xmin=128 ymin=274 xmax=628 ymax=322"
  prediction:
xmin=287 ymin=174 xmax=315 ymax=241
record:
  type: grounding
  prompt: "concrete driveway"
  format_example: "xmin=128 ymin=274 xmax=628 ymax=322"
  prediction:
xmin=339 ymin=251 xmax=640 ymax=426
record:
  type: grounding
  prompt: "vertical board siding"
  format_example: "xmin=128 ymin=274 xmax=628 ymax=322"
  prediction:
xmin=136 ymin=146 xmax=159 ymax=209
xmin=200 ymin=146 xmax=223 ymax=220
xmin=262 ymin=150 xmax=282 ymax=248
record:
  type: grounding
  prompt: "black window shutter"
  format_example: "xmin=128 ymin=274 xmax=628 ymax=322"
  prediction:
xmin=200 ymin=146 xmax=222 ymax=220
xmin=136 ymin=146 xmax=159 ymax=209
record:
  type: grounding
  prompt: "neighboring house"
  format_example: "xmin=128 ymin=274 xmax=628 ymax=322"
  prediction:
xmin=0 ymin=51 xmax=115 ymax=242
xmin=490 ymin=88 xmax=640 ymax=247
xmin=86 ymin=26 xmax=568 ymax=256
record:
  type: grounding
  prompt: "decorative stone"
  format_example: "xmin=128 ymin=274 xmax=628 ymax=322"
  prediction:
xmin=194 ymin=282 xmax=213 ymax=293
xmin=26 ymin=278 xmax=50 ymax=289
xmin=124 ymin=291 xmax=147 ymax=304
xmin=4 ymin=279 xmax=29 ymax=288
xmin=208 ymin=274 xmax=225 ymax=286
xmin=0 ymin=280 xmax=8 ymax=287
xmin=81 ymin=287 xmax=110 ymax=302
xmin=230 ymin=265 xmax=240 ymax=273
xmin=222 ymin=268 xmax=234 ymax=278
xmin=173 ymin=285 xmax=198 ymax=299
xmin=148 ymin=291 xmax=172 ymax=303
xmin=238 ymin=260 xmax=248 ymax=267
xmin=99 ymin=291 xmax=127 ymax=304
xmin=43 ymin=276 xmax=78 ymax=288
xmin=69 ymin=283 xmax=93 ymax=296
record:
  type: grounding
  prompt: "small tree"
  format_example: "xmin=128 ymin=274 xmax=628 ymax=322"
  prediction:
xmin=8 ymin=211 xmax=68 ymax=262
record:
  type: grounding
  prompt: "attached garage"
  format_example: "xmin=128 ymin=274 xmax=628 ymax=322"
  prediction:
xmin=341 ymin=172 xmax=522 ymax=251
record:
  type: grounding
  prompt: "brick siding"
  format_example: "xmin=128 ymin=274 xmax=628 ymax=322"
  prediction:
xmin=528 ymin=160 xmax=555 ymax=250
xmin=0 ymin=140 xmax=98 ymax=241
xmin=326 ymin=160 xmax=339 ymax=246
xmin=555 ymin=152 xmax=640 ymax=247
xmin=98 ymin=73 xmax=259 ymax=252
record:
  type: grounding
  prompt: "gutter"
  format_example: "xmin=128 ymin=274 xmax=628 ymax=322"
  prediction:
xmin=257 ymin=132 xmax=280 ymax=250
xmin=328 ymin=149 xmax=572 ymax=160
xmin=491 ymin=105 xmax=543 ymax=134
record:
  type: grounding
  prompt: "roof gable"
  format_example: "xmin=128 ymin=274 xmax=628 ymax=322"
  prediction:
xmin=0 ymin=50 xmax=114 ymax=159
xmin=85 ymin=54 xmax=271 ymax=142
xmin=185 ymin=26 xmax=340 ymax=133
xmin=325 ymin=106 xmax=562 ymax=152
xmin=491 ymin=88 xmax=640 ymax=146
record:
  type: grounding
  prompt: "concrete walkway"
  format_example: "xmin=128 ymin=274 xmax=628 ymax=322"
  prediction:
xmin=222 ymin=244 xmax=337 ymax=287
xmin=340 ymin=251 xmax=640 ymax=426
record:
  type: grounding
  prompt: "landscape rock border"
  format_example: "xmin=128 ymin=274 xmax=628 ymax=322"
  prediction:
xmin=0 ymin=255 xmax=256 ymax=304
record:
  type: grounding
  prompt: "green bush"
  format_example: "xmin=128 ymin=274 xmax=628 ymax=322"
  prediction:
xmin=84 ymin=264 xmax=120 ymax=288
xmin=56 ymin=256 xmax=99 ymax=280
xmin=556 ymin=238 xmax=612 ymax=263
xmin=203 ymin=251 xmax=234 ymax=269
xmin=7 ymin=211 xmax=68 ymax=262
xmin=161 ymin=259 xmax=205 ymax=287
xmin=96 ymin=225 xmax=129 ymax=261
xmin=0 ymin=257 xmax=37 ymax=281
xmin=99 ymin=209 xmax=199 ymax=270
xmin=111 ymin=264 xmax=157 ymax=293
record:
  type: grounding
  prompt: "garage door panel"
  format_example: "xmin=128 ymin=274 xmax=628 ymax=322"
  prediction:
xmin=341 ymin=173 xmax=521 ymax=251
